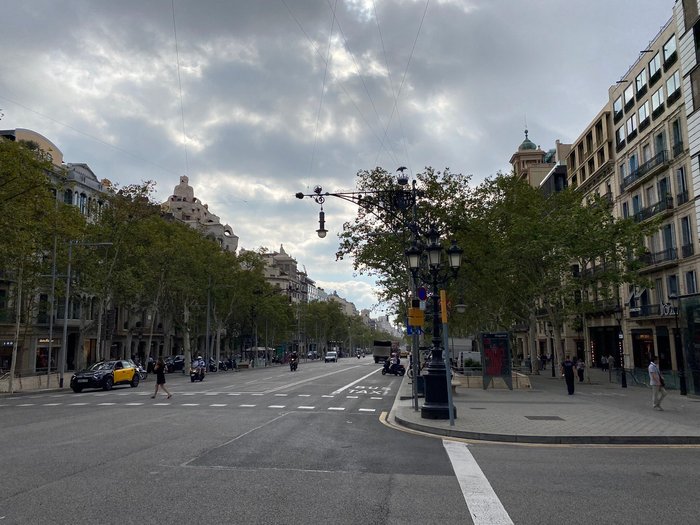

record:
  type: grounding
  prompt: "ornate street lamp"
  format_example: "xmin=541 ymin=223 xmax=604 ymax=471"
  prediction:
xmin=405 ymin=226 xmax=462 ymax=420
xmin=613 ymin=304 xmax=627 ymax=388
xmin=669 ymin=294 xmax=688 ymax=396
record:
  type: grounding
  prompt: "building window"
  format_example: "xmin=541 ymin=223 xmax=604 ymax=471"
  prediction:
xmin=686 ymin=271 xmax=698 ymax=294
xmin=655 ymin=278 xmax=664 ymax=304
xmin=666 ymin=70 xmax=681 ymax=98
xmin=691 ymin=68 xmax=700 ymax=113
xmin=684 ymin=0 xmax=700 ymax=32
xmin=613 ymin=96 xmax=623 ymax=121
xmin=663 ymin=35 xmax=677 ymax=62
xmin=636 ymin=69 xmax=647 ymax=93
xmin=642 ymin=143 xmax=651 ymax=162
xmin=649 ymin=52 xmax=662 ymax=81
xmin=622 ymin=201 xmax=629 ymax=219
xmin=629 ymin=153 xmax=638 ymax=174
xmin=638 ymin=101 xmax=650 ymax=127
xmin=668 ymin=274 xmax=679 ymax=297
xmin=677 ymin=166 xmax=688 ymax=195
xmin=682 ymin=216 xmax=692 ymax=246
xmin=616 ymin=125 xmax=625 ymax=146
xmin=651 ymin=86 xmax=664 ymax=112
xmin=626 ymin=114 xmax=637 ymax=137
xmin=624 ymin=84 xmax=635 ymax=107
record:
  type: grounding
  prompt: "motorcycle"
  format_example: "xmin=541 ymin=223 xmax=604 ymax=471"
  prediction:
xmin=381 ymin=360 xmax=406 ymax=376
xmin=190 ymin=366 xmax=205 ymax=382
xmin=289 ymin=357 xmax=298 ymax=372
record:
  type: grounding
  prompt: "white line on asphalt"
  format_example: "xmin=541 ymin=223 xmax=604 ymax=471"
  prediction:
xmin=205 ymin=393 xmax=218 ymax=396
xmin=43 ymin=403 xmax=62 ymax=406
xmin=371 ymin=397 xmax=383 ymax=400
xmin=264 ymin=366 xmax=363 ymax=394
xmin=298 ymin=394 xmax=311 ymax=397
xmin=98 ymin=403 xmax=116 ymax=406
xmin=358 ymin=408 xmax=375 ymax=412
xmin=182 ymin=403 xmax=200 ymax=406
xmin=252 ymin=393 xmax=264 ymax=396
xmin=210 ymin=404 xmax=227 ymax=407
xmin=346 ymin=396 xmax=358 ymax=399
xmin=17 ymin=404 xmax=35 ymax=407
xmin=182 ymin=393 xmax=195 ymax=396
xmin=154 ymin=403 xmax=170 ymax=406
xmin=275 ymin=394 xmax=288 ymax=397
xmin=268 ymin=405 xmax=286 ymax=409
xmin=228 ymin=393 xmax=241 ymax=396
xmin=297 ymin=406 xmax=314 ymax=410
xmin=125 ymin=403 xmax=143 ymax=406
xmin=322 ymin=395 xmax=334 ymax=398
xmin=442 ymin=440 xmax=514 ymax=525
xmin=68 ymin=403 xmax=88 ymax=406
xmin=328 ymin=407 xmax=345 ymax=411
xmin=331 ymin=367 xmax=382 ymax=395
xmin=240 ymin=404 xmax=256 ymax=407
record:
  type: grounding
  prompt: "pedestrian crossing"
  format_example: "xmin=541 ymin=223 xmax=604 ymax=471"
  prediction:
xmin=0 ymin=389 xmax=387 ymax=414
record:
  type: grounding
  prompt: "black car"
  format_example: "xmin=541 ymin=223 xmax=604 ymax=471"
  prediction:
xmin=165 ymin=354 xmax=185 ymax=373
xmin=70 ymin=360 xmax=140 ymax=392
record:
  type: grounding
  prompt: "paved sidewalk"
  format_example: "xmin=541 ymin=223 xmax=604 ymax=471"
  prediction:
xmin=391 ymin=368 xmax=700 ymax=444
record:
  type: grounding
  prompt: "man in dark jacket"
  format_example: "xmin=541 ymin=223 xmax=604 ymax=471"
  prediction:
xmin=561 ymin=355 xmax=575 ymax=395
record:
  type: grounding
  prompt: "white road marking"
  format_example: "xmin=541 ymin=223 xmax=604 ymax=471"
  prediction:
xmin=328 ymin=407 xmax=345 ymax=411
xmin=125 ymin=403 xmax=143 ymax=406
xmin=68 ymin=403 xmax=88 ymax=406
xmin=182 ymin=403 xmax=200 ymax=407
xmin=358 ymin=408 xmax=375 ymax=412
xmin=275 ymin=394 xmax=288 ymax=397
xmin=240 ymin=404 xmax=256 ymax=408
xmin=371 ymin=397 xmax=383 ymax=400
xmin=331 ymin=368 xmax=382 ymax=395
xmin=98 ymin=403 xmax=115 ymax=406
xmin=17 ymin=404 xmax=35 ymax=407
xmin=228 ymin=393 xmax=241 ymax=396
xmin=154 ymin=403 xmax=170 ymax=406
xmin=252 ymin=393 xmax=264 ymax=396
xmin=268 ymin=405 xmax=286 ymax=409
xmin=297 ymin=406 xmax=314 ymax=410
xmin=322 ymin=395 xmax=334 ymax=398
xmin=298 ymin=394 xmax=311 ymax=397
xmin=182 ymin=393 xmax=195 ymax=396
xmin=210 ymin=404 xmax=227 ymax=407
xmin=43 ymin=403 xmax=62 ymax=406
xmin=205 ymin=393 xmax=218 ymax=396
xmin=346 ymin=396 xmax=358 ymax=399
xmin=443 ymin=440 xmax=514 ymax=525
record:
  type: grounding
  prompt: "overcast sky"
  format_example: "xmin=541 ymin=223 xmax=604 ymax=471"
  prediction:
xmin=0 ymin=0 xmax=676 ymax=316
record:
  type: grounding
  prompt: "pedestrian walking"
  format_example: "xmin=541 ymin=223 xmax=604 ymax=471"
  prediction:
xmin=560 ymin=355 xmax=575 ymax=395
xmin=648 ymin=357 xmax=667 ymax=410
xmin=576 ymin=358 xmax=585 ymax=382
xmin=151 ymin=357 xmax=172 ymax=399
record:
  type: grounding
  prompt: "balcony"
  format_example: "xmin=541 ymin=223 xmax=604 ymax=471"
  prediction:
xmin=632 ymin=195 xmax=673 ymax=223
xmin=682 ymin=243 xmax=695 ymax=258
xmin=677 ymin=190 xmax=689 ymax=205
xmin=638 ymin=247 xmax=678 ymax=267
xmin=621 ymin=150 xmax=669 ymax=191
xmin=629 ymin=303 xmax=661 ymax=318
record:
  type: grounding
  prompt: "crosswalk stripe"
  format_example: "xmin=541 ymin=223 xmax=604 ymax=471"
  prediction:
xmin=358 ymin=408 xmax=375 ymax=412
xmin=297 ymin=406 xmax=314 ymax=410
xmin=328 ymin=407 xmax=345 ymax=411
xmin=268 ymin=405 xmax=286 ymax=408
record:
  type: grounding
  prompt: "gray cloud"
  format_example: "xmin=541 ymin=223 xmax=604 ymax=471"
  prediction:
xmin=0 ymin=0 xmax=675 ymax=313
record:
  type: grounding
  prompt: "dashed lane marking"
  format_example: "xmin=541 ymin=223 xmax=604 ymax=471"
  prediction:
xmin=274 ymin=394 xmax=288 ymax=397
xmin=298 ymin=394 xmax=311 ymax=397
xmin=297 ymin=406 xmax=315 ymax=410
xmin=240 ymin=404 xmax=256 ymax=408
xmin=322 ymin=395 xmax=334 ymax=398
xmin=98 ymin=403 xmax=116 ymax=406
xmin=125 ymin=403 xmax=143 ymax=406
xmin=328 ymin=407 xmax=345 ymax=411
xmin=153 ymin=403 xmax=170 ymax=406
xmin=17 ymin=404 xmax=35 ymax=407
xmin=371 ymin=397 xmax=383 ymax=400
xmin=346 ymin=396 xmax=358 ymax=399
xmin=358 ymin=408 xmax=375 ymax=412
xmin=182 ymin=403 xmax=199 ymax=407
xmin=43 ymin=403 xmax=62 ymax=406
xmin=210 ymin=404 xmax=227 ymax=407
xmin=68 ymin=403 xmax=88 ymax=406
xmin=268 ymin=405 xmax=286 ymax=409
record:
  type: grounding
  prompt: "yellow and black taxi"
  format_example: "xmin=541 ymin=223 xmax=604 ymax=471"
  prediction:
xmin=70 ymin=360 xmax=140 ymax=393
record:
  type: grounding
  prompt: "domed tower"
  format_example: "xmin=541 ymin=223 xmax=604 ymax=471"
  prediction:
xmin=509 ymin=130 xmax=551 ymax=187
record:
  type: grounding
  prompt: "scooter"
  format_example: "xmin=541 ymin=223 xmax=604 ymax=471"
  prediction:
xmin=289 ymin=358 xmax=298 ymax=372
xmin=190 ymin=366 xmax=205 ymax=382
xmin=381 ymin=360 xmax=406 ymax=376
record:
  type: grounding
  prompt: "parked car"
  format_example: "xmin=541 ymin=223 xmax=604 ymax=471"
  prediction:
xmin=70 ymin=360 xmax=140 ymax=392
xmin=325 ymin=351 xmax=338 ymax=363
xmin=165 ymin=354 xmax=185 ymax=373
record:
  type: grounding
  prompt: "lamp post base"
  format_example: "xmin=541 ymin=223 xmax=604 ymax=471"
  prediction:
xmin=421 ymin=363 xmax=456 ymax=420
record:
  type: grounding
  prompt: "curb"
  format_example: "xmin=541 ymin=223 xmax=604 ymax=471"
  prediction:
xmin=392 ymin=413 xmax=700 ymax=445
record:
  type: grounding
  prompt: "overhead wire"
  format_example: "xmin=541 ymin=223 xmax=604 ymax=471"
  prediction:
xmin=171 ymin=0 xmax=190 ymax=176
xmin=310 ymin=0 xmax=339 ymax=180
xmin=374 ymin=0 xmax=430 ymax=174
xmin=280 ymin=0 xmax=400 ymax=181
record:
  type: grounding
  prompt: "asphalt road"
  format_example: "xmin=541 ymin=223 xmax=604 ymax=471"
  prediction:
xmin=2 ymin=358 xmax=700 ymax=524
